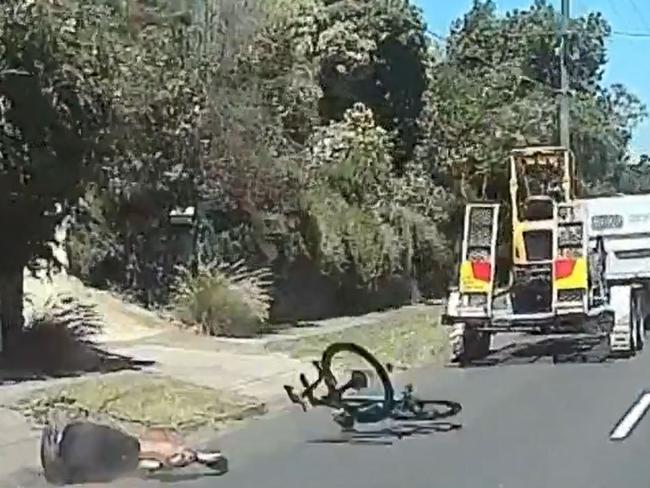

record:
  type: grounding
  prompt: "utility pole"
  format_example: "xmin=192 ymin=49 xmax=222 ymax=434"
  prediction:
xmin=559 ymin=0 xmax=570 ymax=149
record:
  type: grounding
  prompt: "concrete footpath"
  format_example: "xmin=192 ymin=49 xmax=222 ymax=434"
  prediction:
xmin=0 ymin=343 xmax=310 ymax=484
xmin=0 ymin=303 xmax=444 ymax=484
xmin=0 ymin=269 xmax=445 ymax=484
xmin=0 ymin=332 xmax=313 ymax=483
xmin=0 ymin=383 xmax=47 ymax=485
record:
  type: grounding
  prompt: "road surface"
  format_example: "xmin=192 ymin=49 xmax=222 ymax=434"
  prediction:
xmin=196 ymin=334 xmax=650 ymax=488
xmin=9 ymin=334 xmax=650 ymax=488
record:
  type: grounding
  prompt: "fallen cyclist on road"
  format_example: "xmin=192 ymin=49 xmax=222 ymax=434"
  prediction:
xmin=40 ymin=420 xmax=227 ymax=485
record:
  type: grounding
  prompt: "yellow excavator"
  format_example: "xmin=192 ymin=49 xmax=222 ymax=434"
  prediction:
xmin=508 ymin=146 xmax=588 ymax=316
xmin=444 ymin=146 xmax=650 ymax=365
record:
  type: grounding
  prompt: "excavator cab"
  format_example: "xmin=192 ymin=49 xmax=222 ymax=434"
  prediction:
xmin=509 ymin=147 xmax=588 ymax=316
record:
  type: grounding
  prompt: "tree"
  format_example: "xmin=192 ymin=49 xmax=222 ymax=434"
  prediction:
xmin=7 ymin=0 xmax=645 ymax=333
xmin=236 ymin=1 xmax=460 ymax=313
xmin=64 ymin=0 xmax=304 ymax=305
xmin=248 ymin=0 xmax=431 ymax=168
xmin=418 ymin=0 xmax=647 ymax=203
xmin=0 ymin=0 xmax=119 ymax=348
xmin=600 ymin=153 xmax=650 ymax=195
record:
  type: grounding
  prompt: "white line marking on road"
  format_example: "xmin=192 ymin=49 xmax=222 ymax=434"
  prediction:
xmin=610 ymin=391 xmax=650 ymax=441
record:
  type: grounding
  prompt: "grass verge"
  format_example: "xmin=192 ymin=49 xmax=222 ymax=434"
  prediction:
xmin=8 ymin=372 xmax=267 ymax=435
xmin=271 ymin=305 xmax=449 ymax=371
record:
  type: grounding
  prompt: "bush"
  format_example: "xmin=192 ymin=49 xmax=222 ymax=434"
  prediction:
xmin=296 ymin=103 xmax=452 ymax=298
xmin=24 ymin=289 xmax=104 ymax=338
xmin=169 ymin=260 xmax=274 ymax=338
xmin=2 ymin=290 xmax=105 ymax=374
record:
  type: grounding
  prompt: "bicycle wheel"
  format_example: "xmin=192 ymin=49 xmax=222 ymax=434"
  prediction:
xmin=320 ymin=342 xmax=394 ymax=419
xmin=392 ymin=399 xmax=462 ymax=421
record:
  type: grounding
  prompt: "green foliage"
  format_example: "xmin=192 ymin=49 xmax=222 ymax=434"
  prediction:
xmin=63 ymin=0 xmax=299 ymax=302
xmin=306 ymin=103 xmax=394 ymax=206
xmin=419 ymin=0 xmax=647 ymax=202
xmin=250 ymin=0 xmax=431 ymax=165
xmin=2 ymin=0 xmax=646 ymax=331
xmin=65 ymin=187 xmax=123 ymax=286
xmin=169 ymin=260 xmax=274 ymax=337
xmin=299 ymin=103 xmax=451 ymax=289
xmin=0 ymin=0 xmax=114 ymax=274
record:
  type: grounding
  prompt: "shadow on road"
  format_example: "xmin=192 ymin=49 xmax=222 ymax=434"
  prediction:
xmin=0 ymin=321 xmax=154 ymax=385
xmin=307 ymin=421 xmax=462 ymax=446
xmin=305 ymin=399 xmax=463 ymax=446
xmin=468 ymin=335 xmax=611 ymax=368
xmin=4 ymin=466 xmax=228 ymax=487
xmin=144 ymin=470 xmax=228 ymax=483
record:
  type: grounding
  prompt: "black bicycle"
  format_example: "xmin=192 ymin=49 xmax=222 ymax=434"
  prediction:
xmin=284 ymin=342 xmax=461 ymax=430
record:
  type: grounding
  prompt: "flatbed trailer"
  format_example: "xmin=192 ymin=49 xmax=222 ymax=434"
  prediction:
xmin=579 ymin=194 xmax=650 ymax=353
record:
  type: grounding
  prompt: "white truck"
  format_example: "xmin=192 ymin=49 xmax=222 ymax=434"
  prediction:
xmin=580 ymin=194 xmax=650 ymax=354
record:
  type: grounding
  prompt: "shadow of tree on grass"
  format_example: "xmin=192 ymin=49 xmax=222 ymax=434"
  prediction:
xmin=0 ymin=298 xmax=155 ymax=384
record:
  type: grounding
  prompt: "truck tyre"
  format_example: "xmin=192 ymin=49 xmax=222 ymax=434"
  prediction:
xmin=449 ymin=323 xmax=466 ymax=364
xmin=472 ymin=331 xmax=492 ymax=360
xmin=607 ymin=287 xmax=636 ymax=358
xmin=449 ymin=324 xmax=491 ymax=367
xmin=635 ymin=312 xmax=644 ymax=351
xmin=639 ymin=314 xmax=650 ymax=351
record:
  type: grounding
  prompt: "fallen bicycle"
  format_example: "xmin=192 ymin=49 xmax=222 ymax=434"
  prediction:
xmin=284 ymin=342 xmax=462 ymax=431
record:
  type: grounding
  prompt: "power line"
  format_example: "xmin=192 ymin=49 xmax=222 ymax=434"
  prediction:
xmin=612 ymin=30 xmax=650 ymax=38
xmin=428 ymin=29 xmax=650 ymax=40
xmin=573 ymin=0 xmax=650 ymax=38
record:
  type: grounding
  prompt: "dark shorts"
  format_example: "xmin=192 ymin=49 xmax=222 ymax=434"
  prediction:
xmin=41 ymin=421 xmax=141 ymax=485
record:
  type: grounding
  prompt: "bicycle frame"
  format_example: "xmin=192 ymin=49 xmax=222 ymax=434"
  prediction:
xmin=284 ymin=359 xmax=377 ymax=413
xmin=284 ymin=343 xmax=453 ymax=427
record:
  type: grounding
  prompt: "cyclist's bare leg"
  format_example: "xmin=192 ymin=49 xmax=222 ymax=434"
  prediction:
xmin=137 ymin=428 xmax=225 ymax=470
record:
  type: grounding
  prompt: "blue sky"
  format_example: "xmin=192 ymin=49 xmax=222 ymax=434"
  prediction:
xmin=416 ymin=0 xmax=650 ymax=155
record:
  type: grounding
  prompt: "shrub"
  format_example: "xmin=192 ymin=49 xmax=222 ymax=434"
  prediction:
xmin=169 ymin=260 xmax=274 ymax=338
xmin=24 ymin=290 xmax=103 ymax=339
xmin=4 ymin=290 xmax=105 ymax=374
xmin=297 ymin=103 xmax=452 ymax=296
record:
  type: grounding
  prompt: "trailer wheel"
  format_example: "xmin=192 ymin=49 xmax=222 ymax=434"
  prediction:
xmin=628 ymin=314 xmax=638 ymax=356
xmin=450 ymin=324 xmax=491 ymax=367
xmin=639 ymin=314 xmax=650 ymax=351
xmin=635 ymin=312 xmax=645 ymax=351
xmin=474 ymin=331 xmax=492 ymax=358
xmin=449 ymin=323 xmax=466 ymax=364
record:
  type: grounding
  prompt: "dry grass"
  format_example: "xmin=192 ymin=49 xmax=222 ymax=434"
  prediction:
xmin=10 ymin=373 xmax=267 ymax=435
xmin=169 ymin=259 xmax=274 ymax=337
xmin=275 ymin=305 xmax=449 ymax=371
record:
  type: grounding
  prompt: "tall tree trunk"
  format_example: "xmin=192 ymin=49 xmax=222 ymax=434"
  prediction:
xmin=0 ymin=267 xmax=24 ymax=354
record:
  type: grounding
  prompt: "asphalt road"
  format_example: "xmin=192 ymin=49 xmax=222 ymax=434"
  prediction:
xmin=180 ymin=334 xmax=650 ymax=488
xmin=9 ymin=334 xmax=650 ymax=488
